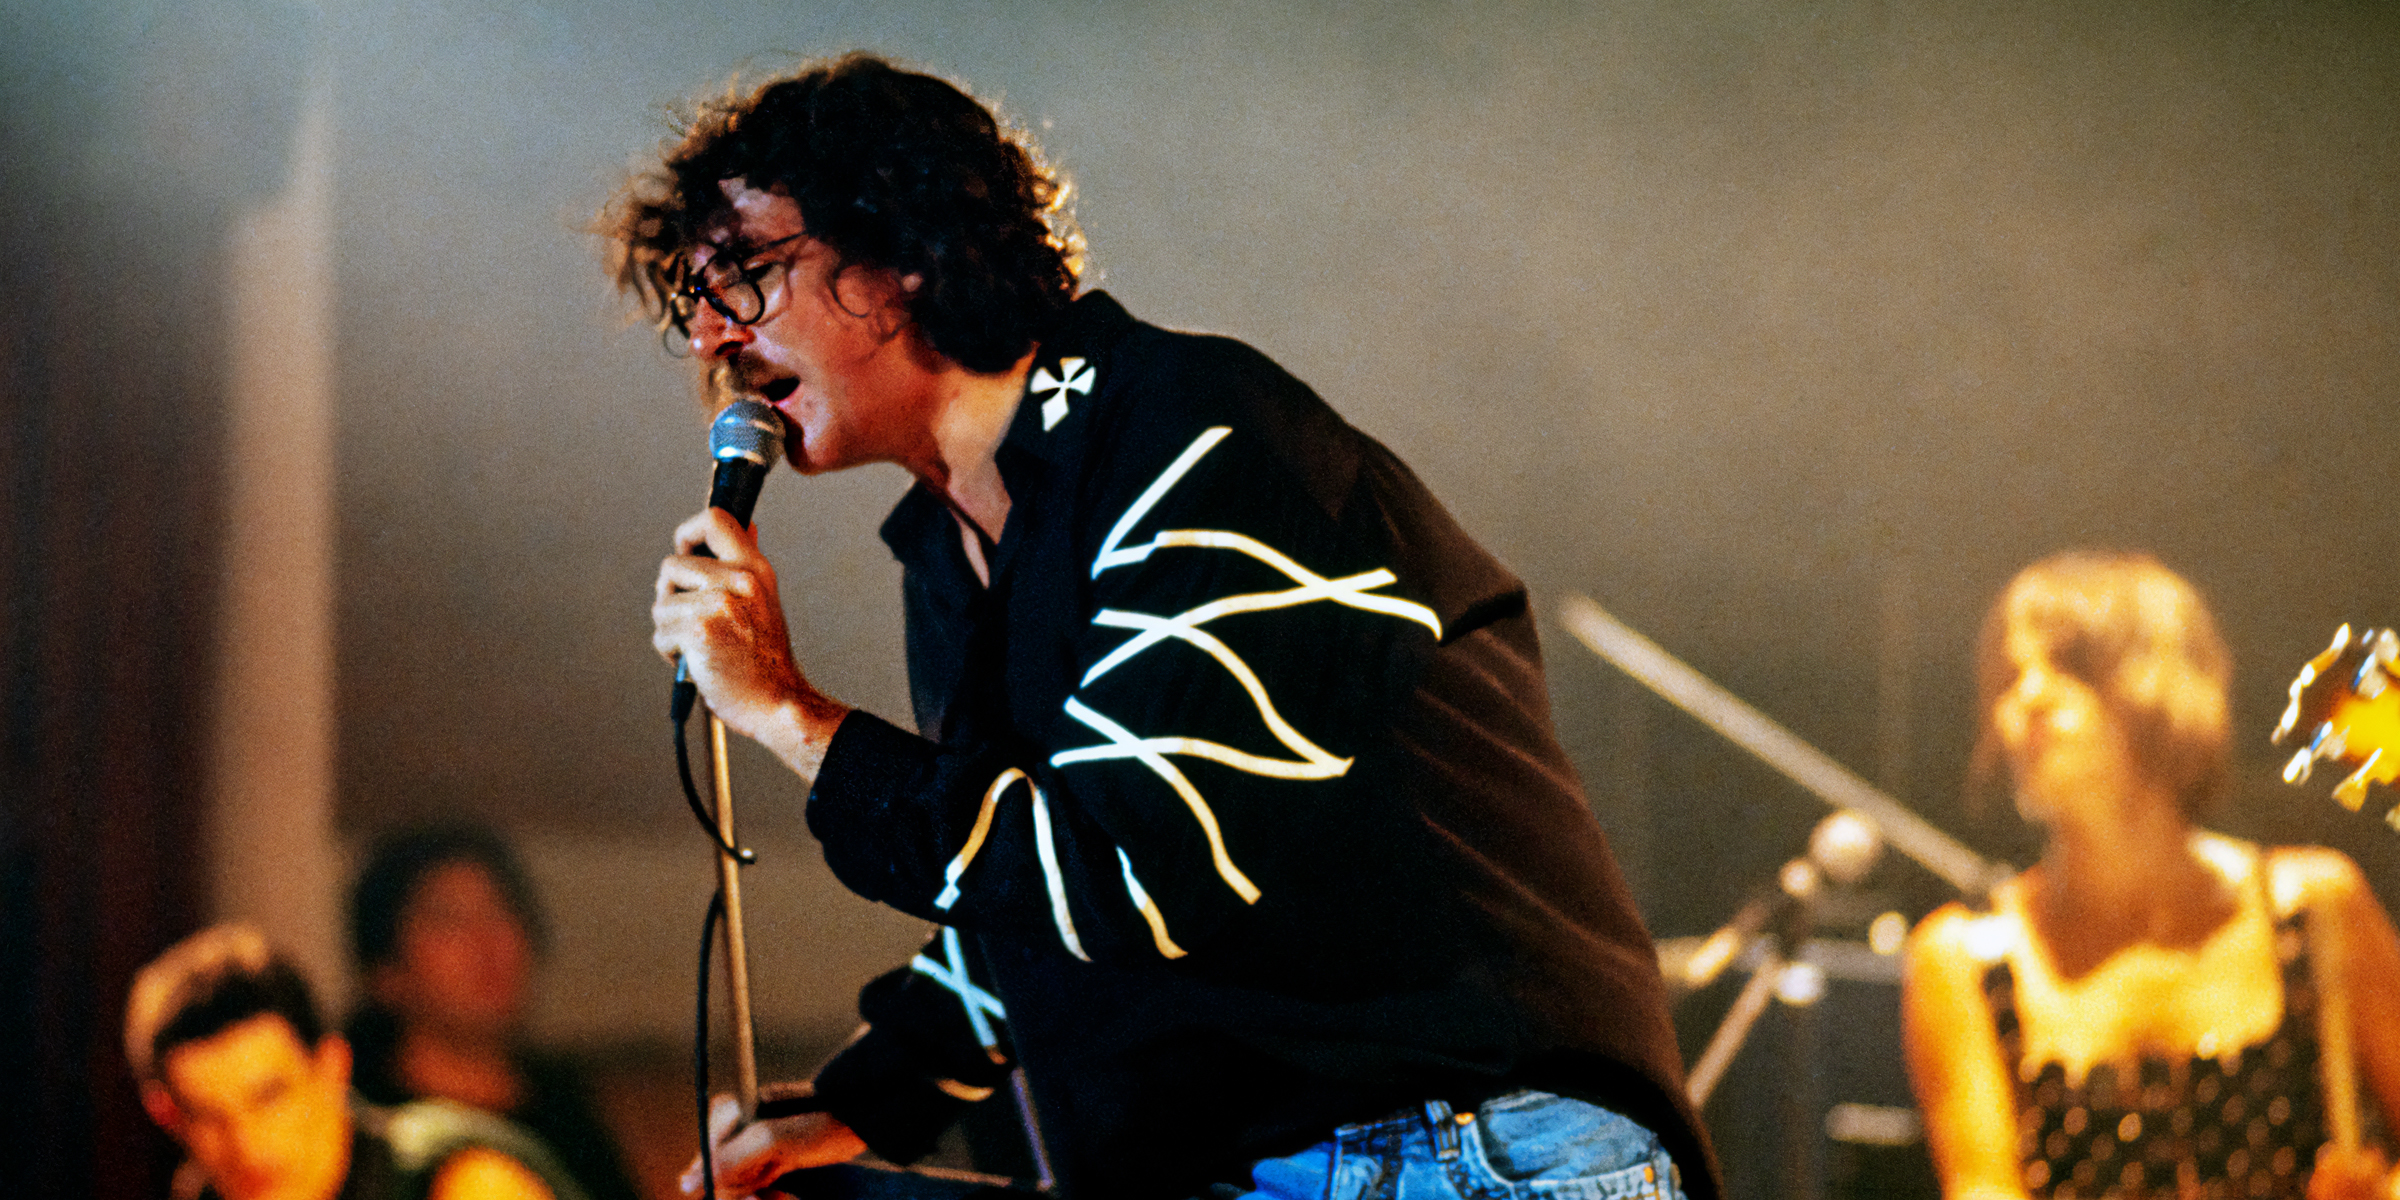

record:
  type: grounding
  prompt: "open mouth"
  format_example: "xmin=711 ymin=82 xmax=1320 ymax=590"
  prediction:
xmin=758 ymin=376 xmax=799 ymax=404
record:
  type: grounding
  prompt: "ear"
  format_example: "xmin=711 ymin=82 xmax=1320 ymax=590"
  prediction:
xmin=832 ymin=264 xmax=915 ymax=341
xmin=141 ymin=1079 xmax=182 ymax=1133
xmin=312 ymin=1033 xmax=353 ymax=1093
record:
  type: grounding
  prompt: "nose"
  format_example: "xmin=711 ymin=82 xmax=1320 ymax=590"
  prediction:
xmin=1995 ymin=667 xmax=2044 ymax=736
xmin=687 ymin=302 xmax=753 ymax=361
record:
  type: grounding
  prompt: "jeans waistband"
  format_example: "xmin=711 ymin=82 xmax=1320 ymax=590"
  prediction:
xmin=1329 ymin=1093 xmax=1519 ymax=1162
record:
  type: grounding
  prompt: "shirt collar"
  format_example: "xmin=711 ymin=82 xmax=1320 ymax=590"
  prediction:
xmin=999 ymin=289 xmax=1137 ymax=465
xmin=880 ymin=290 xmax=1138 ymax=561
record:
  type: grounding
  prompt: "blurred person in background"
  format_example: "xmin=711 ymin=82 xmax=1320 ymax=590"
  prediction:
xmin=347 ymin=826 xmax=642 ymax=1200
xmin=1904 ymin=551 xmax=2400 ymax=1200
xmin=128 ymin=922 xmax=580 ymax=1200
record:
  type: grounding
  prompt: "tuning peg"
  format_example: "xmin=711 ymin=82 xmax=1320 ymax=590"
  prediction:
xmin=2275 ymin=669 xmax=2314 ymax=745
xmin=2285 ymin=745 xmax=2316 ymax=785
xmin=2332 ymin=748 xmax=2382 ymax=812
xmin=2285 ymin=720 xmax=2347 ymax=786
xmin=2276 ymin=661 xmax=2320 ymax=746
xmin=2278 ymin=625 xmax=2354 ymax=745
xmin=2358 ymin=644 xmax=2392 ymax=700
xmin=2375 ymin=628 xmax=2399 ymax=667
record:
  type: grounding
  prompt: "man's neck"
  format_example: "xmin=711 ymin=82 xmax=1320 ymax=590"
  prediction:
xmin=394 ymin=1025 xmax=521 ymax=1113
xmin=914 ymin=348 xmax=1035 ymax=544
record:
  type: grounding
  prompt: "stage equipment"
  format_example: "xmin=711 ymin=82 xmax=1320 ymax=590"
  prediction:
xmin=674 ymin=400 xmax=781 ymax=1184
xmin=1677 ymin=811 xmax=1882 ymax=994
xmin=770 ymin=1162 xmax=1040 ymax=1197
xmin=1557 ymin=594 xmax=2004 ymax=896
xmin=1680 ymin=813 xmax=1883 ymax=1105
xmin=666 ymin=403 xmax=1057 ymax=1195
xmin=1560 ymin=594 xmax=1986 ymax=1199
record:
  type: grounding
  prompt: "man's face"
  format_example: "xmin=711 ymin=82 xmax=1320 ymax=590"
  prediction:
xmin=146 ymin=1015 xmax=352 ymax=1200
xmin=683 ymin=181 xmax=931 ymax=476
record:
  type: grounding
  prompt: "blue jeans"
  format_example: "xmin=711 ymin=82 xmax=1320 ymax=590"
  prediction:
xmin=1206 ymin=1090 xmax=1686 ymax=1200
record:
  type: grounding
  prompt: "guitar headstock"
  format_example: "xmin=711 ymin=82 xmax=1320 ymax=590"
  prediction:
xmin=2275 ymin=623 xmax=2400 ymax=825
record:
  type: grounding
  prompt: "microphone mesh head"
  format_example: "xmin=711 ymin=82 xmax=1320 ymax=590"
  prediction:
xmin=1809 ymin=810 xmax=1884 ymax=887
xmin=711 ymin=399 xmax=786 ymax=468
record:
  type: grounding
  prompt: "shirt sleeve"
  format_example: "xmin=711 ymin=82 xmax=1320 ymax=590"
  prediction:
xmin=807 ymin=417 xmax=1444 ymax=965
xmin=810 ymin=926 xmax=1017 ymax=1164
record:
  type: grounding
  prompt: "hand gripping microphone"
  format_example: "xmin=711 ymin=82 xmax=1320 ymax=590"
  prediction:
xmin=671 ymin=400 xmax=785 ymax=719
xmin=673 ymin=400 xmax=783 ymax=1168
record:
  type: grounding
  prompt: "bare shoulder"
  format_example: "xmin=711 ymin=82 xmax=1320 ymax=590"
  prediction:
xmin=425 ymin=1147 xmax=556 ymax=1200
xmin=2265 ymin=844 xmax=2369 ymax=915
xmin=1905 ymin=900 xmax=2007 ymax=987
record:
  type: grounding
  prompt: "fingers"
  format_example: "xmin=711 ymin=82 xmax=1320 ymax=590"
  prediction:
xmin=655 ymin=553 xmax=760 ymax=606
xmin=653 ymin=513 xmax=781 ymax=668
xmin=2309 ymin=1144 xmax=2394 ymax=1200
xmin=678 ymin=1096 xmax=769 ymax=1199
xmin=675 ymin=507 xmax=761 ymax=561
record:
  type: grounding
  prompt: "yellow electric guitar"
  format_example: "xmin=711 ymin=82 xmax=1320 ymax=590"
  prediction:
xmin=2275 ymin=623 xmax=2400 ymax=825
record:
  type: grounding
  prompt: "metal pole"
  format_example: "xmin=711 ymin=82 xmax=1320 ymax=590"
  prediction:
xmin=1557 ymin=593 xmax=2003 ymax=897
xmin=710 ymin=712 xmax=760 ymax=1117
xmin=1687 ymin=953 xmax=1781 ymax=1108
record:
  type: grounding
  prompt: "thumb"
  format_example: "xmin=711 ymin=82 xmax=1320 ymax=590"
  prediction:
xmin=708 ymin=1093 xmax=745 ymax=1145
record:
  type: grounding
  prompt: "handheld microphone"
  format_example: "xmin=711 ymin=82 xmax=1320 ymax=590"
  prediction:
xmin=673 ymin=400 xmax=786 ymax=716
xmin=702 ymin=399 xmax=786 ymax=534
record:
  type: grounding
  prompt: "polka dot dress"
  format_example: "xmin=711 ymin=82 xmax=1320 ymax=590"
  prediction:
xmin=1984 ymin=914 xmax=2322 ymax=1199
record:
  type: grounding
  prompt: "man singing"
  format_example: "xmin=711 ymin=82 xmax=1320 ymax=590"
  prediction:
xmin=617 ymin=53 xmax=1716 ymax=1200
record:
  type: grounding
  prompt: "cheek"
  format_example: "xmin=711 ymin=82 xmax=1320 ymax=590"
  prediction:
xmin=1993 ymin=695 xmax=2032 ymax=749
xmin=182 ymin=1119 xmax=234 ymax=1164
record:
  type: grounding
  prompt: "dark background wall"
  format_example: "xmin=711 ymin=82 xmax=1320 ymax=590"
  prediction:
xmin=324 ymin=0 xmax=2400 ymax=959
xmin=2 ymin=3 xmax=314 ymax=1197
xmin=8 ymin=2 xmax=2400 ymax=1197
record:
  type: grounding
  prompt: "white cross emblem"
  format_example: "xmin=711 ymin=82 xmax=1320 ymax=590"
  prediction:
xmin=909 ymin=926 xmax=1007 ymax=1050
xmin=1030 ymin=356 xmax=1095 ymax=431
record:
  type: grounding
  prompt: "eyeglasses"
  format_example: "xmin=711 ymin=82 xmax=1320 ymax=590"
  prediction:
xmin=659 ymin=233 xmax=806 ymax=356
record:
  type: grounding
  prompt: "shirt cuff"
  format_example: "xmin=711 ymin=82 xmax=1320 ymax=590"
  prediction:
xmin=805 ymin=710 xmax=945 ymax=908
xmin=810 ymin=1024 xmax=973 ymax=1166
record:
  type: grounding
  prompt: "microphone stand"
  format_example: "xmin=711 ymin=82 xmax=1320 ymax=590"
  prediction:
xmin=1683 ymin=857 xmax=1825 ymax=1108
xmin=709 ymin=710 xmax=761 ymax=1117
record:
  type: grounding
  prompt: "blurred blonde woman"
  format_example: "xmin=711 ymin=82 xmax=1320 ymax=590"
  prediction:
xmin=1903 ymin=552 xmax=2400 ymax=1200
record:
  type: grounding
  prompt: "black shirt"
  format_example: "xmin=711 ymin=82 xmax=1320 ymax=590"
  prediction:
xmin=346 ymin=1009 xmax=641 ymax=1200
xmin=805 ymin=292 xmax=1716 ymax=1199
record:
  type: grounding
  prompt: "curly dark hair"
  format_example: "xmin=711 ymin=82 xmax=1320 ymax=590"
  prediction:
xmin=602 ymin=53 xmax=1082 ymax=374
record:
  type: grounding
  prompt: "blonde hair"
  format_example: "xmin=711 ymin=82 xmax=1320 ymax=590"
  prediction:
xmin=1973 ymin=551 xmax=2232 ymax=819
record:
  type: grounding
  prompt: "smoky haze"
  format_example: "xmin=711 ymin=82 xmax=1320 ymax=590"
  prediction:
xmin=317 ymin=0 xmax=2400 ymax=926
xmin=9 ymin=1 xmax=2400 ymax=1193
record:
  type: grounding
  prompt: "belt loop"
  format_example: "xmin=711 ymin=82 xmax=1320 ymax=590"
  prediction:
xmin=1423 ymin=1099 xmax=1462 ymax=1161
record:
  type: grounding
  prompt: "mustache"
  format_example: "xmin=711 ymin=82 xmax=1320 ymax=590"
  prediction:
xmin=709 ymin=354 xmax=773 ymax=398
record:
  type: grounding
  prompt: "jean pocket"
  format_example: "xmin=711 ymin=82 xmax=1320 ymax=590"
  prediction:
xmin=1459 ymin=1092 xmax=1678 ymax=1198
